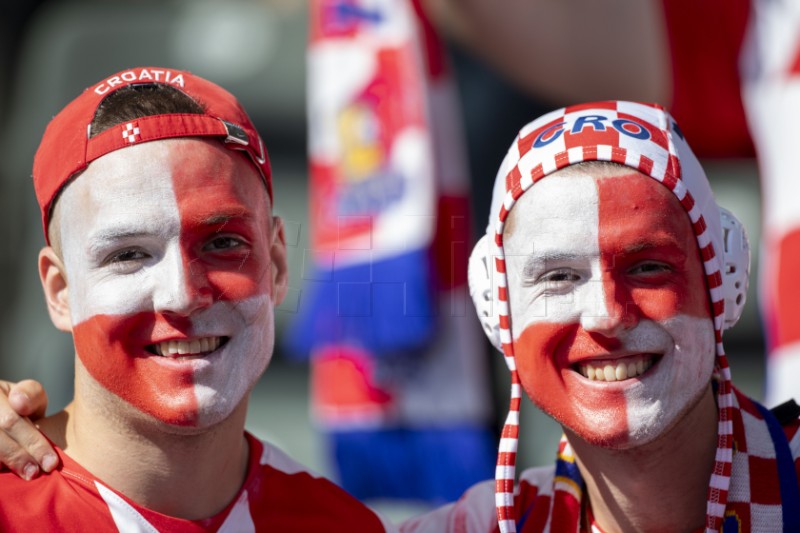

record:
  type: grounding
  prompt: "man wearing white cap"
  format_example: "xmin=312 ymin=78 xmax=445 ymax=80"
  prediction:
xmin=0 ymin=66 xmax=393 ymax=531
xmin=401 ymin=101 xmax=800 ymax=532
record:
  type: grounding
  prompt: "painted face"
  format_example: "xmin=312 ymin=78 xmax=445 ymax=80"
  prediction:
xmin=503 ymin=169 xmax=715 ymax=448
xmin=55 ymin=139 xmax=285 ymax=428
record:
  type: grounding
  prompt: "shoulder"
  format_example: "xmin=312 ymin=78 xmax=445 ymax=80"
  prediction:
xmin=0 ymin=457 xmax=117 ymax=532
xmin=400 ymin=465 xmax=556 ymax=533
xmin=245 ymin=434 xmax=397 ymax=532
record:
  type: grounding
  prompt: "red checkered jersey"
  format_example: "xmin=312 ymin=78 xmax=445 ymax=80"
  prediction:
xmin=400 ymin=387 xmax=800 ymax=532
xmin=0 ymin=433 xmax=393 ymax=532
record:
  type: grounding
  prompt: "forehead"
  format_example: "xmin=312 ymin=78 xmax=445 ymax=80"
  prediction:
xmin=56 ymin=138 xmax=269 ymax=233
xmin=503 ymin=168 xmax=691 ymax=254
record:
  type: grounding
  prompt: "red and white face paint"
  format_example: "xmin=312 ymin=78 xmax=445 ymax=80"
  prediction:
xmin=56 ymin=139 xmax=279 ymax=428
xmin=504 ymin=169 xmax=715 ymax=448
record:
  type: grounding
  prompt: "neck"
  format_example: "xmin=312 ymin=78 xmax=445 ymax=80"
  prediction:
xmin=566 ymin=386 xmax=718 ymax=533
xmin=40 ymin=386 xmax=251 ymax=520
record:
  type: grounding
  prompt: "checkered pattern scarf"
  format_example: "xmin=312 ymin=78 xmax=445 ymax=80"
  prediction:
xmin=505 ymin=387 xmax=800 ymax=532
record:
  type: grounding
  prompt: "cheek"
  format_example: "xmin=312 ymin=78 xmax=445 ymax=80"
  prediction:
xmin=514 ymin=323 xmax=629 ymax=443
xmin=73 ymin=312 xmax=199 ymax=426
xmin=204 ymin=264 xmax=271 ymax=302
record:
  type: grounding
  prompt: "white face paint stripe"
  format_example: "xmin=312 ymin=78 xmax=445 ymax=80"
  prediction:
xmin=504 ymin=174 xmax=604 ymax=337
xmin=59 ymin=143 xmax=182 ymax=324
xmin=622 ymin=314 xmax=716 ymax=443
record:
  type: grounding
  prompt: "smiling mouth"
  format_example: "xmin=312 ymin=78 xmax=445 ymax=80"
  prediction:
xmin=146 ymin=337 xmax=229 ymax=358
xmin=574 ymin=354 xmax=658 ymax=382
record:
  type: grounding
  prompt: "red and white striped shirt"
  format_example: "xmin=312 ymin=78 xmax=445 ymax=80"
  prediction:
xmin=0 ymin=432 xmax=393 ymax=532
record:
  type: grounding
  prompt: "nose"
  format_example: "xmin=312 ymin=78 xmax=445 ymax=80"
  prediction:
xmin=153 ymin=247 xmax=213 ymax=316
xmin=579 ymin=278 xmax=638 ymax=337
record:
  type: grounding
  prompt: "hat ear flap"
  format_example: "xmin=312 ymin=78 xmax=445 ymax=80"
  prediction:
xmin=469 ymin=234 xmax=503 ymax=351
xmin=719 ymin=207 xmax=750 ymax=330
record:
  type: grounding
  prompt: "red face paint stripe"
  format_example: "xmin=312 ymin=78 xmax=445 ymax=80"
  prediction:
xmin=74 ymin=313 xmax=199 ymax=426
xmin=597 ymin=176 xmax=711 ymax=321
xmin=168 ymin=146 xmax=273 ymax=307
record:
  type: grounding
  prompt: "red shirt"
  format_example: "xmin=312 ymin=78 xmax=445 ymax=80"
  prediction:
xmin=0 ymin=433 xmax=392 ymax=532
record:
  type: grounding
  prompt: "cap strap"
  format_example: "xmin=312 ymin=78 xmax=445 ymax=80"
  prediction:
xmin=85 ymin=114 xmax=247 ymax=164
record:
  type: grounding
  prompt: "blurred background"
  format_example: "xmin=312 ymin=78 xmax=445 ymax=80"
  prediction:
xmin=0 ymin=0 xmax=768 ymax=522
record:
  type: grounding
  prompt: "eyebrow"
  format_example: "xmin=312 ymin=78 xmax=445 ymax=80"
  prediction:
xmin=86 ymin=227 xmax=167 ymax=256
xmin=197 ymin=211 xmax=254 ymax=228
xmin=620 ymin=236 xmax=687 ymax=256
xmin=521 ymin=251 xmax=589 ymax=276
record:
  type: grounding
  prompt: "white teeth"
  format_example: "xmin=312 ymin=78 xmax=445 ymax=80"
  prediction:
xmin=579 ymin=356 xmax=655 ymax=382
xmin=154 ymin=337 xmax=222 ymax=357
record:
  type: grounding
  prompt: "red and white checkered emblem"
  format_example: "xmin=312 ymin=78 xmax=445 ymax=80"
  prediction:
xmin=122 ymin=122 xmax=141 ymax=144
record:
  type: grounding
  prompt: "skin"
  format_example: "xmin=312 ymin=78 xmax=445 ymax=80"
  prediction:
xmin=503 ymin=167 xmax=718 ymax=530
xmin=0 ymin=380 xmax=54 ymax=479
xmin=31 ymin=138 xmax=289 ymax=518
xmin=420 ymin=0 xmax=670 ymax=105
xmin=49 ymin=139 xmax=279 ymax=429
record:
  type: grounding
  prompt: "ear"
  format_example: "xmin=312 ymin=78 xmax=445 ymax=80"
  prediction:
xmin=38 ymin=247 xmax=72 ymax=332
xmin=269 ymin=216 xmax=289 ymax=307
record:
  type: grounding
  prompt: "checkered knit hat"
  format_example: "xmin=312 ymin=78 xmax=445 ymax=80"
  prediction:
xmin=483 ymin=101 xmax=739 ymax=533
xmin=32 ymin=66 xmax=271 ymax=244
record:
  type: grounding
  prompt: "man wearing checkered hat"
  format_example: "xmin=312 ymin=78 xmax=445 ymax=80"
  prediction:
xmin=0 ymin=67 xmax=394 ymax=531
xmin=400 ymin=101 xmax=800 ymax=532
xmin=2 ymin=96 xmax=799 ymax=531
